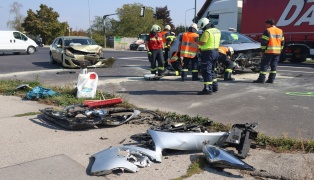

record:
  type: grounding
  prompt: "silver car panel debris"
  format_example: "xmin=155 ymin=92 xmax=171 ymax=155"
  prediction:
xmin=203 ymin=144 xmax=255 ymax=171
xmin=90 ymin=146 xmax=161 ymax=176
xmin=148 ymin=129 xmax=229 ymax=156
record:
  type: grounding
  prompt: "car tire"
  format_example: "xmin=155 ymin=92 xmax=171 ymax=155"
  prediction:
xmin=27 ymin=46 xmax=36 ymax=54
xmin=50 ymin=52 xmax=57 ymax=64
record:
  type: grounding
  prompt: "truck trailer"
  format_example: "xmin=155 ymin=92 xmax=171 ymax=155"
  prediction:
xmin=197 ymin=0 xmax=314 ymax=62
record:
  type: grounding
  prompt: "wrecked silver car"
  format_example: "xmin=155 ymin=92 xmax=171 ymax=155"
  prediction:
xmin=90 ymin=146 xmax=161 ymax=176
xmin=49 ymin=36 xmax=115 ymax=68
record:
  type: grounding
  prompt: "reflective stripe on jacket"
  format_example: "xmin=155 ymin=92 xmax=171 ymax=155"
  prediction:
xmin=170 ymin=52 xmax=179 ymax=63
xmin=180 ymin=32 xmax=199 ymax=58
xmin=261 ymin=26 xmax=284 ymax=54
xmin=147 ymin=33 xmax=163 ymax=50
xmin=199 ymin=28 xmax=221 ymax=51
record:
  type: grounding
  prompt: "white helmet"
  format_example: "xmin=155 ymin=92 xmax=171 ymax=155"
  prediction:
xmin=197 ymin=18 xmax=210 ymax=29
xmin=165 ymin=25 xmax=171 ymax=30
xmin=191 ymin=23 xmax=198 ymax=31
xmin=151 ymin=24 xmax=161 ymax=33
xmin=228 ymin=47 xmax=234 ymax=55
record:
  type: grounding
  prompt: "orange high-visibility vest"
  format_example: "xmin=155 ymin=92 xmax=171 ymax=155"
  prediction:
xmin=161 ymin=31 xmax=168 ymax=48
xmin=180 ymin=32 xmax=199 ymax=58
xmin=218 ymin=46 xmax=228 ymax=55
xmin=265 ymin=27 xmax=283 ymax=54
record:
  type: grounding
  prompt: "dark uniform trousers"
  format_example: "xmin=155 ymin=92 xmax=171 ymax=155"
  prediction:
xmin=200 ymin=49 xmax=219 ymax=92
xmin=149 ymin=49 xmax=164 ymax=75
xmin=258 ymin=54 xmax=280 ymax=81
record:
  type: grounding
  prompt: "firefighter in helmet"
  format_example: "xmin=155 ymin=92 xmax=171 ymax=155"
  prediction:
xmin=145 ymin=24 xmax=165 ymax=76
xmin=218 ymin=46 xmax=235 ymax=81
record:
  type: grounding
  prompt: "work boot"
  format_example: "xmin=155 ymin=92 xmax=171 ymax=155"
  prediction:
xmin=266 ymin=73 xmax=276 ymax=83
xmin=197 ymin=85 xmax=212 ymax=95
xmin=181 ymin=71 xmax=187 ymax=81
xmin=224 ymin=72 xmax=235 ymax=81
xmin=253 ymin=79 xmax=265 ymax=83
xmin=265 ymin=79 xmax=274 ymax=83
xmin=192 ymin=72 xmax=200 ymax=81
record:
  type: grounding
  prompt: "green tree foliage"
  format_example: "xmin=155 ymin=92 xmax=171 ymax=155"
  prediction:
xmin=7 ymin=2 xmax=24 ymax=31
xmin=174 ymin=25 xmax=186 ymax=35
xmin=115 ymin=3 xmax=162 ymax=37
xmin=22 ymin=4 xmax=66 ymax=44
xmin=155 ymin=6 xmax=174 ymax=29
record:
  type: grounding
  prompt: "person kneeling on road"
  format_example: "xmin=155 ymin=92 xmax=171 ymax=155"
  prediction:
xmin=218 ymin=46 xmax=235 ymax=81
xmin=169 ymin=51 xmax=183 ymax=76
xmin=145 ymin=24 xmax=165 ymax=76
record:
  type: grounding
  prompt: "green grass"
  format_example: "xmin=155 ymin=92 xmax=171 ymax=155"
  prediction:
xmin=1 ymin=79 xmax=314 ymax=154
xmin=171 ymin=157 xmax=207 ymax=180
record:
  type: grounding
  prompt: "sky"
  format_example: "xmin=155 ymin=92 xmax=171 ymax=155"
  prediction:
xmin=0 ymin=0 xmax=206 ymax=31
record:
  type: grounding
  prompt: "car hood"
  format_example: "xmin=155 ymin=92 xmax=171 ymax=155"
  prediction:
xmin=222 ymin=42 xmax=261 ymax=51
xmin=68 ymin=45 xmax=102 ymax=52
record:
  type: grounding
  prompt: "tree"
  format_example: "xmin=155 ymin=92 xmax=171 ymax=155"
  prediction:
xmin=115 ymin=3 xmax=162 ymax=37
xmin=155 ymin=6 xmax=174 ymax=29
xmin=174 ymin=25 xmax=186 ymax=35
xmin=7 ymin=2 xmax=24 ymax=31
xmin=22 ymin=4 xmax=66 ymax=44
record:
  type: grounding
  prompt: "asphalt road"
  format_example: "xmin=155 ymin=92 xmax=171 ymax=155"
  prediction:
xmin=1 ymin=47 xmax=314 ymax=139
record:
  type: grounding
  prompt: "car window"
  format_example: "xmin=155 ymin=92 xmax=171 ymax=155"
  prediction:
xmin=13 ymin=32 xmax=27 ymax=40
xmin=57 ymin=39 xmax=63 ymax=46
xmin=64 ymin=38 xmax=98 ymax=46
xmin=220 ymin=31 xmax=254 ymax=44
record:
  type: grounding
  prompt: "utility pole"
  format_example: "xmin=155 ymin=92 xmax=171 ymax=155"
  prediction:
xmin=194 ymin=0 xmax=197 ymax=23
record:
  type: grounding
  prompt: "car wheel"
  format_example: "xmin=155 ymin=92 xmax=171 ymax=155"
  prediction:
xmin=216 ymin=62 xmax=225 ymax=75
xmin=50 ymin=52 xmax=57 ymax=64
xmin=27 ymin=46 xmax=36 ymax=54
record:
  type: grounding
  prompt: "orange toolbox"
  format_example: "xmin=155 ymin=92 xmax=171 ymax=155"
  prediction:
xmin=84 ymin=98 xmax=122 ymax=108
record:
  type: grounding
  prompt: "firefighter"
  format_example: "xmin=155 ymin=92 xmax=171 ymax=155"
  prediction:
xmin=161 ymin=25 xmax=171 ymax=68
xmin=218 ymin=46 xmax=235 ymax=81
xmin=196 ymin=18 xmax=221 ymax=95
xmin=145 ymin=24 xmax=165 ymax=76
xmin=177 ymin=23 xmax=200 ymax=81
xmin=169 ymin=51 xmax=183 ymax=76
xmin=253 ymin=18 xmax=284 ymax=83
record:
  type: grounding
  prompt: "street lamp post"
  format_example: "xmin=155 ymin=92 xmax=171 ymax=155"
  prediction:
xmin=185 ymin=8 xmax=195 ymax=32
xmin=88 ymin=0 xmax=92 ymax=39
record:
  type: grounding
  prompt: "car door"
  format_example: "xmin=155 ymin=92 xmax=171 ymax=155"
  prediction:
xmin=51 ymin=38 xmax=63 ymax=62
xmin=12 ymin=32 xmax=29 ymax=52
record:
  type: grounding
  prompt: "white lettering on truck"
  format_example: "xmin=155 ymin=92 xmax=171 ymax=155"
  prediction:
xmin=277 ymin=0 xmax=314 ymax=26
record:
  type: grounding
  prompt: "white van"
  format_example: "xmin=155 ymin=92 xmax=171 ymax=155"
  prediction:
xmin=0 ymin=30 xmax=38 ymax=55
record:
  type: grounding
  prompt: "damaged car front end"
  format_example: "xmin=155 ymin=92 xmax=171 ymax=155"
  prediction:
xmin=49 ymin=36 xmax=116 ymax=68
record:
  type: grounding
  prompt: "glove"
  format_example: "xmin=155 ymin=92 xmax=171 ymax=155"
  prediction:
xmin=147 ymin=51 xmax=152 ymax=56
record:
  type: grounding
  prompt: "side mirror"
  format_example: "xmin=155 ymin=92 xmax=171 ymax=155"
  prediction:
xmin=57 ymin=44 xmax=62 ymax=48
